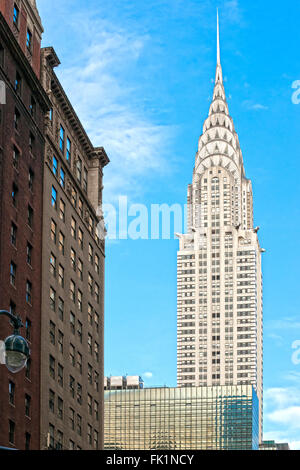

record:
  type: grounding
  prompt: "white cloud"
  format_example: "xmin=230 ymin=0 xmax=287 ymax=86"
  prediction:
xmin=143 ymin=372 xmax=153 ymax=379
xmin=242 ymin=100 xmax=268 ymax=111
xmin=54 ymin=11 xmax=175 ymax=203
xmin=223 ymin=0 xmax=243 ymax=25
xmin=268 ymin=407 xmax=300 ymax=429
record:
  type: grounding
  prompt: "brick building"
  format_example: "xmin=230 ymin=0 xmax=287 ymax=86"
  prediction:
xmin=0 ymin=0 xmax=109 ymax=450
xmin=0 ymin=0 xmax=50 ymax=450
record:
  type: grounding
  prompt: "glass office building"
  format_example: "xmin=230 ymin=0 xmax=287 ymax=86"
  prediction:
xmin=104 ymin=384 xmax=259 ymax=450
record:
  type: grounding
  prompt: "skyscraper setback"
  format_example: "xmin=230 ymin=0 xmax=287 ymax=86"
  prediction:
xmin=177 ymin=14 xmax=263 ymax=441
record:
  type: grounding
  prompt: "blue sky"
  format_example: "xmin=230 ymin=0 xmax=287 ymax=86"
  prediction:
xmin=38 ymin=0 xmax=300 ymax=448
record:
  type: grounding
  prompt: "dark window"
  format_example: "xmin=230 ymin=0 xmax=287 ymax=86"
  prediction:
xmin=29 ymin=96 xmax=36 ymax=117
xmin=26 ymin=29 xmax=32 ymax=52
xmin=12 ymin=183 xmax=18 ymax=206
xmin=25 ymin=394 xmax=31 ymax=417
xmin=25 ymin=318 xmax=31 ymax=341
xmin=27 ymin=243 xmax=32 ymax=265
xmin=25 ymin=433 xmax=31 ymax=450
xmin=13 ymin=4 xmax=19 ymax=27
xmin=10 ymin=261 xmax=16 ymax=286
xmin=26 ymin=280 xmax=32 ymax=304
xmin=9 ymin=381 xmax=15 ymax=405
xmin=28 ymin=168 xmax=34 ymax=191
xmin=66 ymin=138 xmax=71 ymax=162
xmin=51 ymin=186 xmax=57 ymax=209
xmin=13 ymin=146 xmax=20 ymax=168
xmin=9 ymin=420 xmax=15 ymax=444
xmin=25 ymin=358 xmax=31 ymax=379
xmin=49 ymin=355 xmax=55 ymax=379
xmin=28 ymin=205 xmax=33 ymax=228
xmin=11 ymin=223 xmax=17 ymax=246
xmin=15 ymin=71 xmax=21 ymax=94
xmin=14 ymin=108 xmax=20 ymax=130
xmin=59 ymin=126 xmax=65 ymax=152
xmin=29 ymin=132 xmax=35 ymax=153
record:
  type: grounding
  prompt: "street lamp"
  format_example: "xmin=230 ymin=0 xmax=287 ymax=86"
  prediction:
xmin=0 ymin=310 xmax=30 ymax=373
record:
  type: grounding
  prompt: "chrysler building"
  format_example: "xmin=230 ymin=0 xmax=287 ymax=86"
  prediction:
xmin=177 ymin=13 xmax=263 ymax=439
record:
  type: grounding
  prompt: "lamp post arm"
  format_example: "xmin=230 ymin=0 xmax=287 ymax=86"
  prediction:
xmin=0 ymin=310 xmax=23 ymax=335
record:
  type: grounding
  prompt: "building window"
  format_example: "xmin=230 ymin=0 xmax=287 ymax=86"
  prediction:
xmin=58 ymin=232 xmax=65 ymax=254
xmin=71 ymin=248 xmax=76 ymax=271
xmin=60 ymin=168 xmax=65 ymax=188
xmin=95 ymin=283 xmax=100 ymax=304
xmin=76 ymin=414 xmax=82 ymax=436
xmin=58 ymin=364 xmax=64 ymax=387
xmin=83 ymin=167 xmax=88 ymax=193
xmin=66 ymin=138 xmax=71 ymax=163
xmin=28 ymin=168 xmax=34 ymax=191
xmin=78 ymin=228 xmax=83 ymax=249
xmin=88 ymin=244 xmax=93 ymax=264
xmin=25 ymin=394 xmax=31 ymax=417
xmin=15 ymin=71 xmax=21 ymax=94
xmin=78 ymin=198 xmax=83 ymax=218
xmin=94 ymin=312 xmax=99 ymax=333
xmin=25 ymin=318 xmax=31 ymax=341
xmin=28 ymin=205 xmax=33 ymax=228
xmin=49 ymin=355 xmax=55 ymax=379
xmin=78 ymin=290 xmax=83 ymax=312
xmin=88 ymin=364 xmax=93 ymax=385
xmin=48 ymin=424 xmax=54 ymax=449
xmin=88 ymin=424 xmax=92 ymax=446
xmin=50 ymin=287 xmax=56 ymax=311
xmin=94 ymin=342 xmax=99 ymax=363
xmin=88 ymin=273 xmax=93 ymax=294
xmin=13 ymin=146 xmax=20 ymax=168
xmin=76 ymin=158 xmax=82 ymax=183
xmin=70 ymin=281 xmax=75 ymax=303
xmin=94 ymin=372 xmax=99 ymax=392
xmin=69 ymin=408 xmax=75 ymax=430
xmin=26 ymin=281 xmax=32 ymax=304
xmin=69 ymin=343 xmax=75 ymax=366
xmin=27 ymin=243 xmax=32 ymax=265
xmin=78 ymin=258 xmax=83 ymax=281
xmin=88 ymin=304 xmax=93 ymax=326
xmin=25 ymin=433 xmax=31 ymax=450
xmin=12 ymin=183 xmax=18 ymax=206
xmin=58 ymin=264 xmax=64 ymax=287
xmin=57 ymin=330 xmax=64 ymax=354
xmin=58 ymin=297 xmax=64 ymax=321
xmin=69 ymin=376 xmax=75 ymax=398
xmin=77 ymin=321 xmax=82 ymax=344
xmin=10 ymin=261 xmax=16 ymax=286
xmin=94 ymin=430 xmax=99 ymax=450
xmin=70 ymin=312 xmax=75 ymax=334
xmin=9 ymin=420 xmax=15 ymax=444
xmin=71 ymin=188 xmax=77 ymax=208
xmin=13 ymin=4 xmax=19 ymax=28
xmin=88 ymin=334 xmax=92 ymax=355
xmin=95 ymin=254 xmax=100 ymax=274
xmin=14 ymin=108 xmax=20 ymax=130
xmin=11 ymin=223 xmax=17 ymax=246
xmin=51 ymin=186 xmax=57 ymax=209
xmin=57 ymin=397 xmax=63 ymax=420
xmin=88 ymin=395 xmax=92 ymax=416
xmin=29 ymin=96 xmax=36 ymax=117
xmin=52 ymin=156 xmax=58 ymax=176
xmin=25 ymin=358 xmax=31 ymax=380
xmin=50 ymin=253 xmax=56 ymax=277
xmin=59 ymin=199 xmax=65 ymax=222
xmin=59 ymin=126 xmax=65 ymax=153
xmin=94 ymin=401 xmax=99 ymax=421
xmin=9 ymin=381 xmax=15 ymax=405
xmin=77 ymin=384 xmax=82 ymax=405
xmin=51 ymin=219 xmax=57 ymax=243
xmin=77 ymin=352 xmax=82 ymax=375
xmin=49 ymin=389 xmax=55 ymax=413
xmin=71 ymin=217 xmax=76 ymax=239
xmin=29 ymin=132 xmax=35 ymax=153
xmin=26 ymin=29 xmax=32 ymax=51
xmin=50 ymin=321 xmax=55 ymax=345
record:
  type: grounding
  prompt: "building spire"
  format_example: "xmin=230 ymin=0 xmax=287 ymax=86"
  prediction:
xmin=215 ymin=9 xmax=223 ymax=84
xmin=217 ymin=8 xmax=220 ymax=65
